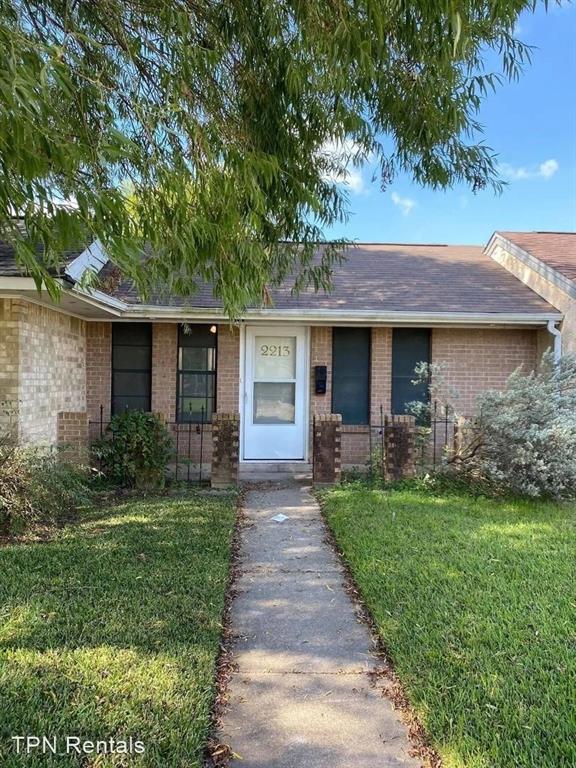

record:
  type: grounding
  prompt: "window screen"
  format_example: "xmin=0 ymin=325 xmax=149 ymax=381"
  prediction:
xmin=111 ymin=323 xmax=152 ymax=414
xmin=177 ymin=324 xmax=217 ymax=422
xmin=332 ymin=328 xmax=370 ymax=425
xmin=391 ymin=328 xmax=431 ymax=414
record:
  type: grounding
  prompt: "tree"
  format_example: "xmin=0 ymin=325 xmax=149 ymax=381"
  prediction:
xmin=0 ymin=0 xmax=542 ymax=315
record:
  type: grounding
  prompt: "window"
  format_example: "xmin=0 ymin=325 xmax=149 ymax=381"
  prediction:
xmin=177 ymin=324 xmax=217 ymax=422
xmin=332 ymin=328 xmax=370 ymax=425
xmin=111 ymin=323 xmax=152 ymax=414
xmin=391 ymin=328 xmax=431 ymax=414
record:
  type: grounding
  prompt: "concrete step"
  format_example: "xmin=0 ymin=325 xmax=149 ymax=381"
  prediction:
xmin=239 ymin=462 xmax=312 ymax=482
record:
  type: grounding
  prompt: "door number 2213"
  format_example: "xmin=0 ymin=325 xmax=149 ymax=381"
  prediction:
xmin=260 ymin=345 xmax=291 ymax=357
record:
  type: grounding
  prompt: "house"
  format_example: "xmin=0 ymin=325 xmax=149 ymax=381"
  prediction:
xmin=0 ymin=232 xmax=574 ymax=473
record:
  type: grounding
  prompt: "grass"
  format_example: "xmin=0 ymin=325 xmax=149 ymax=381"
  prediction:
xmin=0 ymin=493 xmax=237 ymax=767
xmin=322 ymin=482 xmax=576 ymax=768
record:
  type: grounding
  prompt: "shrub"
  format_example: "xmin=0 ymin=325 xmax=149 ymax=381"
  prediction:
xmin=457 ymin=353 xmax=576 ymax=499
xmin=93 ymin=411 xmax=173 ymax=489
xmin=411 ymin=352 xmax=576 ymax=500
xmin=0 ymin=442 xmax=94 ymax=536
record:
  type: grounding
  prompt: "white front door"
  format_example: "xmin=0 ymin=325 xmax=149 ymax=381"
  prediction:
xmin=243 ymin=326 xmax=308 ymax=460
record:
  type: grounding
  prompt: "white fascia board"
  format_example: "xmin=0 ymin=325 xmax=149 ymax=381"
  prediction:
xmin=0 ymin=277 xmax=38 ymax=290
xmin=486 ymin=233 xmax=576 ymax=300
xmin=73 ymin=286 xmax=127 ymax=312
xmin=113 ymin=302 xmax=564 ymax=325
xmin=65 ymin=239 xmax=108 ymax=283
xmin=71 ymin=289 xmax=561 ymax=326
xmin=233 ymin=308 xmax=562 ymax=326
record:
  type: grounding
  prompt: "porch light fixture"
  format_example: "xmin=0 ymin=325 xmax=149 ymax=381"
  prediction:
xmin=210 ymin=325 xmax=217 ymax=333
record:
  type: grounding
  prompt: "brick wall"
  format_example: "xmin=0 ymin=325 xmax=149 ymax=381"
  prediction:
xmin=57 ymin=411 xmax=89 ymax=463
xmin=86 ymin=322 xmax=111 ymax=422
xmin=309 ymin=326 xmax=393 ymax=468
xmin=311 ymin=325 xmax=538 ymax=467
xmin=217 ymin=324 xmax=240 ymax=413
xmin=340 ymin=426 xmax=370 ymax=468
xmin=86 ymin=322 xmax=240 ymax=421
xmin=0 ymin=299 xmax=86 ymax=444
xmin=0 ymin=300 xmax=20 ymax=433
xmin=151 ymin=323 xmax=178 ymax=421
xmin=432 ymin=328 xmax=538 ymax=415
xmin=371 ymin=327 xmax=392 ymax=418
xmin=310 ymin=326 xmax=332 ymax=415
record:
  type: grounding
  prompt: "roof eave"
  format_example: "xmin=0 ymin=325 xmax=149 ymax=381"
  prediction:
xmin=487 ymin=232 xmax=576 ymax=300
xmin=70 ymin=286 xmax=563 ymax=325
xmin=0 ymin=278 xmax=563 ymax=327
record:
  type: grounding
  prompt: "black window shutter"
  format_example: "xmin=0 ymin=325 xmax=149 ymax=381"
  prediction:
xmin=111 ymin=323 xmax=152 ymax=414
xmin=332 ymin=328 xmax=370 ymax=425
xmin=391 ymin=329 xmax=431 ymax=415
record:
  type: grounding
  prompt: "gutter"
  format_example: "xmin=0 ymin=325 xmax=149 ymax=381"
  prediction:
xmin=547 ymin=320 xmax=562 ymax=362
xmin=69 ymin=285 xmax=562 ymax=326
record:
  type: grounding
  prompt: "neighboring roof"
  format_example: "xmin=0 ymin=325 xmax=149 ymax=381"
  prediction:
xmin=497 ymin=231 xmax=576 ymax=283
xmin=0 ymin=239 xmax=84 ymax=276
xmin=99 ymin=242 xmax=557 ymax=316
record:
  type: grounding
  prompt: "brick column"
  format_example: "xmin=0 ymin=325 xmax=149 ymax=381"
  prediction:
xmin=86 ymin=322 xmax=112 ymax=423
xmin=211 ymin=413 xmax=240 ymax=488
xmin=312 ymin=414 xmax=342 ymax=486
xmin=57 ymin=412 xmax=89 ymax=463
xmin=151 ymin=324 xmax=178 ymax=421
xmin=384 ymin=414 xmax=415 ymax=480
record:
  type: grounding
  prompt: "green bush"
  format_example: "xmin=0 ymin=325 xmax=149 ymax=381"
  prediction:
xmin=93 ymin=411 xmax=173 ymax=489
xmin=0 ymin=443 xmax=94 ymax=536
xmin=409 ymin=353 xmax=576 ymax=500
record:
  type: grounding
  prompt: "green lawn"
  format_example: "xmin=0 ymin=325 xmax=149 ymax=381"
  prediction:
xmin=0 ymin=494 xmax=236 ymax=767
xmin=323 ymin=483 xmax=576 ymax=768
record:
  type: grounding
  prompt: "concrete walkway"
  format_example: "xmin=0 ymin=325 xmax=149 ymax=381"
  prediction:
xmin=218 ymin=484 xmax=420 ymax=768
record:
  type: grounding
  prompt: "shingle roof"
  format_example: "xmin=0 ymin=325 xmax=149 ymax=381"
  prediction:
xmin=498 ymin=231 xmax=576 ymax=283
xmin=100 ymin=242 xmax=557 ymax=315
xmin=0 ymin=239 xmax=84 ymax=276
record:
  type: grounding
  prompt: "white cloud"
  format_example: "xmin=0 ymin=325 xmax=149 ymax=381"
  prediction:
xmin=391 ymin=191 xmax=416 ymax=216
xmin=320 ymin=138 xmax=370 ymax=195
xmin=499 ymin=158 xmax=559 ymax=181
xmin=538 ymin=159 xmax=560 ymax=178
xmin=346 ymin=169 xmax=365 ymax=193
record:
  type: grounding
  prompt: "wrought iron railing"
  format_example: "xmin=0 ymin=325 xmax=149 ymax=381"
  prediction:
xmin=89 ymin=405 xmax=210 ymax=485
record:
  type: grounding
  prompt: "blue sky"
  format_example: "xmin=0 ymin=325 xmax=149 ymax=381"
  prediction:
xmin=326 ymin=1 xmax=576 ymax=246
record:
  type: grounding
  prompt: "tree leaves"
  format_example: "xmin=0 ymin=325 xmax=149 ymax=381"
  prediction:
xmin=0 ymin=0 xmax=544 ymax=316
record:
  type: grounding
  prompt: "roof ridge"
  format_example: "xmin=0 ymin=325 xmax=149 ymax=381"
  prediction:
xmin=344 ymin=241 xmax=481 ymax=247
